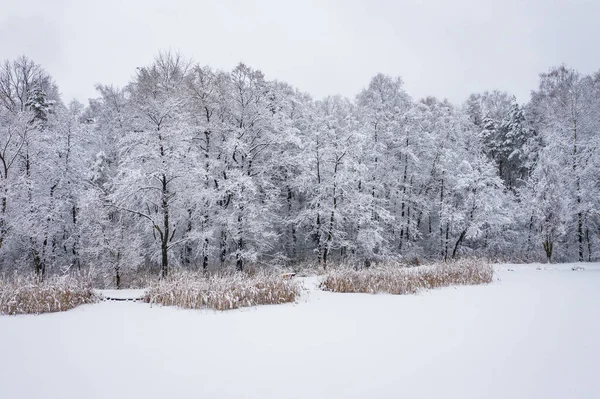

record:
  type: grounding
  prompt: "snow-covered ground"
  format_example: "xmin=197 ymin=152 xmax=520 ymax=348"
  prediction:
xmin=1 ymin=263 xmax=599 ymax=399
xmin=94 ymin=288 xmax=147 ymax=300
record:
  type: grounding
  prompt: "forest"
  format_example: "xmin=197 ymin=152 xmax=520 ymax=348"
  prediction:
xmin=0 ymin=52 xmax=598 ymax=286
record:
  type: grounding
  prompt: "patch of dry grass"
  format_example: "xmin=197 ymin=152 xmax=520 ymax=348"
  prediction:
xmin=0 ymin=274 xmax=97 ymax=315
xmin=320 ymin=259 xmax=494 ymax=295
xmin=144 ymin=270 xmax=302 ymax=311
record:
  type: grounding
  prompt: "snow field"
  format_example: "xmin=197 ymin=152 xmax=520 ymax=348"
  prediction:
xmin=0 ymin=264 xmax=598 ymax=399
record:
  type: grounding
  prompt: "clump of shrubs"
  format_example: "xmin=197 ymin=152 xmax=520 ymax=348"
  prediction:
xmin=0 ymin=274 xmax=97 ymax=315
xmin=320 ymin=259 xmax=494 ymax=295
xmin=144 ymin=269 xmax=302 ymax=311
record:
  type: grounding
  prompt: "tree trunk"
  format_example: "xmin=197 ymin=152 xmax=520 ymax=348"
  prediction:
xmin=573 ymin=118 xmax=584 ymax=262
xmin=236 ymin=218 xmax=243 ymax=272
xmin=577 ymin=210 xmax=584 ymax=262
xmin=287 ymin=187 xmax=297 ymax=261
xmin=315 ymin=212 xmax=323 ymax=265
xmin=324 ymin=160 xmax=340 ymax=267
xmin=160 ymin=174 xmax=169 ymax=279
xmin=202 ymin=238 xmax=209 ymax=272
xmin=586 ymin=227 xmax=591 ymax=262
xmin=219 ymin=230 xmax=227 ymax=268
xmin=526 ymin=213 xmax=534 ymax=252
xmin=399 ymin=138 xmax=409 ymax=252
xmin=0 ymin=196 xmax=5 ymax=249
xmin=439 ymin=173 xmax=445 ymax=260
xmin=236 ymin=250 xmax=243 ymax=272
xmin=452 ymin=229 xmax=467 ymax=259
xmin=115 ymin=267 xmax=121 ymax=289
xmin=444 ymin=223 xmax=450 ymax=262
xmin=543 ymin=239 xmax=553 ymax=264
xmin=183 ymin=208 xmax=192 ymax=267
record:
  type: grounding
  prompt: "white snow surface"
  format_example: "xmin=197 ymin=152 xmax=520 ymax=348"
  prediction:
xmin=1 ymin=263 xmax=599 ymax=399
xmin=95 ymin=289 xmax=147 ymax=300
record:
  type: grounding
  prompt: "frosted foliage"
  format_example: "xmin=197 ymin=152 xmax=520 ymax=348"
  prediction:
xmin=0 ymin=55 xmax=598 ymax=283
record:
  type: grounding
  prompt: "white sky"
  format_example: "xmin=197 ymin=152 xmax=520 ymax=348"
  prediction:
xmin=2 ymin=0 xmax=599 ymax=105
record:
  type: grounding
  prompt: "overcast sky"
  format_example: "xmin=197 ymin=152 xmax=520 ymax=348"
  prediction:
xmin=2 ymin=0 xmax=599 ymax=105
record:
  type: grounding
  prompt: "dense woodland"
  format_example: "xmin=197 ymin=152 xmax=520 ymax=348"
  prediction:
xmin=0 ymin=53 xmax=598 ymax=286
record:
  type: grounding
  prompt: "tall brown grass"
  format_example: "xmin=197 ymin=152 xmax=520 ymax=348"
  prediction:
xmin=320 ymin=259 xmax=494 ymax=295
xmin=0 ymin=274 xmax=97 ymax=315
xmin=144 ymin=269 xmax=302 ymax=311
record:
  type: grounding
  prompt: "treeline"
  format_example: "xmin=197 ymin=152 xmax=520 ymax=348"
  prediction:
xmin=0 ymin=53 xmax=598 ymax=286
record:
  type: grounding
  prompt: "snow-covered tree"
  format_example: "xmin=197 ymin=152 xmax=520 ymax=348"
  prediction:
xmin=2 ymin=53 xmax=599 ymax=281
